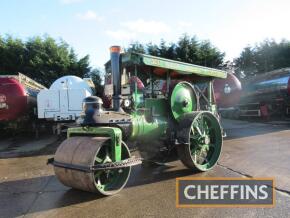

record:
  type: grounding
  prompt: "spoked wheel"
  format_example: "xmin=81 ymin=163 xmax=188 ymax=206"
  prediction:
xmin=177 ymin=112 xmax=222 ymax=171
xmin=93 ymin=141 xmax=131 ymax=195
xmin=54 ymin=136 xmax=131 ymax=195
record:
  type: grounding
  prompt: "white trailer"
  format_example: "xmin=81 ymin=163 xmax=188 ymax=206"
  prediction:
xmin=37 ymin=76 xmax=94 ymax=121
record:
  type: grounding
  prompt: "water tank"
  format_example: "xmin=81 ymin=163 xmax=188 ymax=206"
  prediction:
xmin=213 ymin=73 xmax=242 ymax=108
xmin=50 ymin=76 xmax=93 ymax=94
xmin=0 ymin=77 xmax=28 ymax=121
xmin=0 ymin=73 xmax=45 ymax=122
xmin=37 ymin=76 xmax=95 ymax=121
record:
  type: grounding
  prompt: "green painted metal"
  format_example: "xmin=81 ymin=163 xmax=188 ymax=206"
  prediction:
xmin=145 ymin=98 xmax=168 ymax=117
xmin=121 ymin=53 xmax=227 ymax=79
xmin=130 ymin=114 xmax=167 ymax=140
xmin=207 ymin=81 xmax=218 ymax=114
xmin=52 ymin=47 xmax=225 ymax=196
xmin=93 ymin=142 xmax=130 ymax=195
xmin=132 ymin=92 xmax=144 ymax=108
xmin=171 ymin=82 xmax=197 ymax=120
xmin=208 ymin=81 xmax=213 ymax=106
xmin=129 ymin=98 xmax=168 ymax=140
xmin=67 ymin=127 xmax=122 ymax=162
xmin=188 ymin=112 xmax=222 ymax=171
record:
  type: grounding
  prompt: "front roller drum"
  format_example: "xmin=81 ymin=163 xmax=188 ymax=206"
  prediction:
xmin=177 ymin=111 xmax=222 ymax=171
xmin=54 ymin=136 xmax=131 ymax=195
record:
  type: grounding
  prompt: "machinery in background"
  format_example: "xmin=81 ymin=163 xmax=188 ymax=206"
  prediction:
xmin=213 ymin=72 xmax=242 ymax=108
xmin=37 ymin=75 xmax=94 ymax=121
xmin=0 ymin=73 xmax=46 ymax=131
xmin=216 ymin=68 xmax=290 ymax=119
xmin=49 ymin=46 xmax=226 ymax=195
xmin=238 ymin=68 xmax=290 ymax=118
xmin=37 ymin=75 xmax=95 ymax=134
xmin=213 ymin=72 xmax=242 ymax=119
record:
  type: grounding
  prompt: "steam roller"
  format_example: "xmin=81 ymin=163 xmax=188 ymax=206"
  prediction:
xmin=49 ymin=46 xmax=227 ymax=195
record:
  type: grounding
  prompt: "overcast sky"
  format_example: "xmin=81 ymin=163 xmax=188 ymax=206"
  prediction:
xmin=1 ymin=0 xmax=290 ymax=68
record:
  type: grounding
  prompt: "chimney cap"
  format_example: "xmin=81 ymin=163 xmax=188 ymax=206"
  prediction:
xmin=110 ymin=46 xmax=121 ymax=53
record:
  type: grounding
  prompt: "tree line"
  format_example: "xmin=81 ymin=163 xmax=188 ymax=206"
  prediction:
xmin=234 ymin=39 xmax=290 ymax=79
xmin=127 ymin=36 xmax=290 ymax=80
xmin=1 ymin=34 xmax=290 ymax=90
xmin=126 ymin=35 xmax=225 ymax=69
xmin=0 ymin=35 xmax=103 ymax=94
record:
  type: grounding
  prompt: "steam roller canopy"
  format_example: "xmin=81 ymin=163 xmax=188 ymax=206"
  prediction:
xmin=170 ymin=82 xmax=197 ymax=120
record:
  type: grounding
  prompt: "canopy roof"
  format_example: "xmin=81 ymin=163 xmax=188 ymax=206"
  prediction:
xmin=120 ymin=52 xmax=227 ymax=79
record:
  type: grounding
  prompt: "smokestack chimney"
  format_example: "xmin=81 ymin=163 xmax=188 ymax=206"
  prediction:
xmin=110 ymin=46 xmax=122 ymax=111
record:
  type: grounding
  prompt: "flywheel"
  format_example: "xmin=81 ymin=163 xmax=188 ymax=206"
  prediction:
xmin=170 ymin=82 xmax=198 ymax=120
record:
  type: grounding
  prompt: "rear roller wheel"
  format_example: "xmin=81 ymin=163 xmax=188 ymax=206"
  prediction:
xmin=54 ymin=136 xmax=131 ymax=195
xmin=177 ymin=112 xmax=222 ymax=171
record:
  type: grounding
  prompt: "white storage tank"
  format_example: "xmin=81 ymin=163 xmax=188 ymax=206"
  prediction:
xmin=37 ymin=76 xmax=95 ymax=121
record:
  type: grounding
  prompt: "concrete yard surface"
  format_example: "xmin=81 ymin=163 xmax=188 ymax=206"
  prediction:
xmin=0 ymin=119 xmax=290 ymax=218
